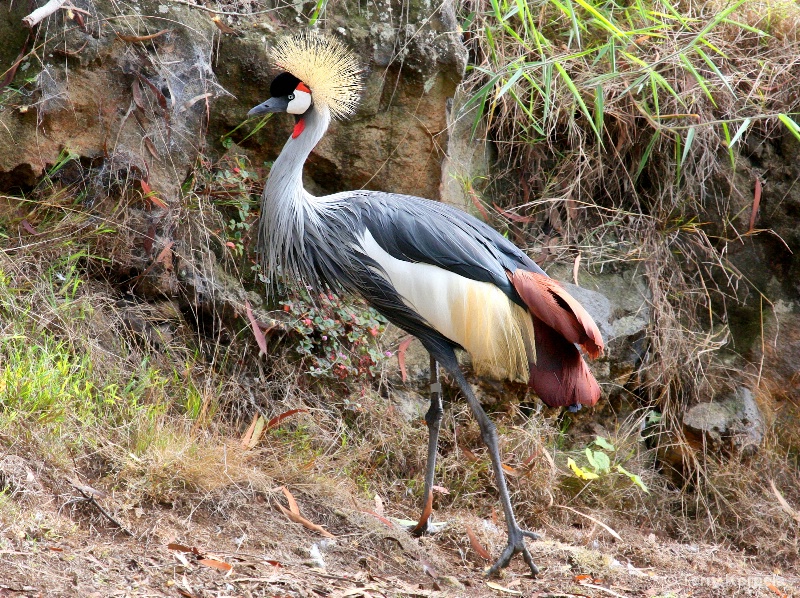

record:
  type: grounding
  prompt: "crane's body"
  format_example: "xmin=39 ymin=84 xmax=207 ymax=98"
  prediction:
xmin=250 ymin=33 xmax=604 ymax=576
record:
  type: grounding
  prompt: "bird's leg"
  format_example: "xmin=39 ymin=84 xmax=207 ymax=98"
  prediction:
xmin=447 ymin=366 xmax=541 ymax=577
xmin=412 ymin=355 xmax=443 ymax=536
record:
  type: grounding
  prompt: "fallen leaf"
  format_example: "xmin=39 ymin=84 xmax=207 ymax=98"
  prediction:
xmin=245 ymin=300 xmax=268 ymax=357
xmin=144 ymin=136 xmax=160 ymax=160
xmin=766 ymin=582 xmax=787 ymax=598
xmin=20 ymin=219 xmax=38 ymax=235
xmin=466 ymin=526 xmax=491 ymax=560
xmin=769 ymin=480 xmax=800 ymax=523
xmin=461 ymin=446 xmax=479 ymax=462
xmin=493 ymin=203 xmax=536 ymax=223
xmin=573 ymin=251 xmax=582 ymax=286
xmin=501 ymin=463 xmax=519 ymax=477
xmin=154 ymin=241 xmax=174 ymax=267
xmin=556 ymin=505 xmax=622 ymax=541
xmin=567 ymin=457 xmax=599 ymax=480
xmin=266 ymin=409 xmax=307 ymax=431
xmin=136 ymin=73 xmax=169 ymax=115
xmin=748 ymin=177 xmax=762 ymax=234
xmin=132 ymin=78 xmax=145 ymax=110
xmin=361 ymin=510 xmax=395 ymax=528
xmin=432 ymin=485 xmax=449 ymax=495
xmin=486 ymin=581 xmax=523 ymax=595
xmin=468 ymin=187 xmax=490 ymax=222
xmin=167 ymin=543 xmax=201 ymax=555
xmin=116 ymin=29 xmax=171 ymax=42
xmin=396 ymin=336 xmax=413 ymax=382
xmin=211 ymin=16 xmax=237 ymax=34
xmin=240 ymin=414 xmax=265 ymax=449
xmin=173 ymin=550 xmax=191 ymax=567
xmin=277 ymin=504 xmax=335 ymax=538
xmin=180 ymin=92 xmax=212 ymax=113
xmin=278 ymin=487 xmax=334 ymax=538
xmin=374 ymin=493 xmax=384 ymax=516
xmin=421 ymin=559 xmax=438 ymax=579
xmin=69 ymin=479 xmax=108 ymax=499
xmin=281 ymin=486 xmax=300 ymax=515
xmin=198 ymin=558 xmax=232 ymax=572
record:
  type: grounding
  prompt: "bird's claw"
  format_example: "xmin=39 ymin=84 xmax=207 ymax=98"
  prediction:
xmin=409 ymin=519 xmax=448 ymax=536
xmin=485 ymin=527 xmax=541 ymax=577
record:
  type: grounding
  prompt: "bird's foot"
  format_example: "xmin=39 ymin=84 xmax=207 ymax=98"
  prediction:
xmin=485 ymin=527 xmax=541 ymax=577
xmin=410 ymin=519 xmax=431 ymax=537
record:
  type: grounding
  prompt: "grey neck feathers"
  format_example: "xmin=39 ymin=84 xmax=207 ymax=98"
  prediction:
xmin=259 ymin=104 xmax=331 ymax=291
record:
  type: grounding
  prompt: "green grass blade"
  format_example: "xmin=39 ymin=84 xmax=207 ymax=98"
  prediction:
xmin=695 ymin=47 xmax=735 ymax=97
xmin=635 ymin=130 xmax=660 ymax=182
xmin=729 ymin=118 xmax=751 ymax=147
xmin=680 ymin=54 xmax=717 ymax=107
xmin=722 ymin=19 xmax=768 ymax=36
xmin=721 ymin=122 xmax=735 ymax=169
xmin=688 ymin=0 xmax=748 ymax=49
xmin=563 ymin=0 xmax=582 ymax=48
xmin=778 ymin=114 xmax=800 ymax=143
xmin=680 ymin=126 xmax=696 ymax=169
xmin=594 ymin=84 xmax=604 ymax=138
xmin=308 ymin=0 xmax=328 ymax=25
xmin=555 ymin=62 xmax=601 ymax=140
xmin=572 ymin=0 xmax=631 ymax=41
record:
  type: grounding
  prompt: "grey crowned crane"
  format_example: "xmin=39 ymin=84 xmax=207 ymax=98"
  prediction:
xmin=248 ymin=33 xmax=604 ymax=576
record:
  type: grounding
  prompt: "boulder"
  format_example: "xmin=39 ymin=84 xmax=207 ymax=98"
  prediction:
xmin=683 ymin=386 xmax=765 ymax=454
xmin=546 ymin=264 xmax=651 ymax=389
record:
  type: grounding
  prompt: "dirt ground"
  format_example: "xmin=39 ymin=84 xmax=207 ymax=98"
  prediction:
xmin=1 ymin=470 xmax=797 ymax=598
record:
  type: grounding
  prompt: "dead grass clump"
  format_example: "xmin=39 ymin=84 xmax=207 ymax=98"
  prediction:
xmin=457 ymin=0 xmax=800 ymax=562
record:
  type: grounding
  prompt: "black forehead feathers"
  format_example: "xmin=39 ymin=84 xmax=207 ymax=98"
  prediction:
xmin=270 ymin=72 xmax=301 ymax=97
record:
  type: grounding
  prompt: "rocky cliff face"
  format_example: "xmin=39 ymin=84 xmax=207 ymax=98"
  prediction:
xmin=0 ymin=0 xmax=467 ymax=301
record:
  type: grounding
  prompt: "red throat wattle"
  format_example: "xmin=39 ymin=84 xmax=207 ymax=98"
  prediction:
xmin=292 ymin=119 xmax=305 ymax=138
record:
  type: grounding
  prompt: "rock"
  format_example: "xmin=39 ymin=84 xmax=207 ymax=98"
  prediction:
xmin=754 ymin=301 xmax=800 ymax=400
xmin=392 ymin=389 xmax=430 ymax=422
xmin=547 ymin=264 xmax=651 ymax=389
xmin=683 ymin=387 xmax=764 ymax=454
xmin=439 ymin=89 xmax=495 ymax=212
xmin=0 ymin=0 xmax=217 ymax=202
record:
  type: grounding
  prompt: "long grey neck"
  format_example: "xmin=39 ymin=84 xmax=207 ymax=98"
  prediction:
xmin=259 ymin=104 xmax=331 ymax=290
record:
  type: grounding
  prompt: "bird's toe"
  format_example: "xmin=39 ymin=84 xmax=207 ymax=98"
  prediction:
xmin=485 ymin=527 xmax=540 ymax=577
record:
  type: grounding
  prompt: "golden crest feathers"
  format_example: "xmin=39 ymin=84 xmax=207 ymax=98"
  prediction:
xmin=272 ymin=32 xmax=362 ymax=120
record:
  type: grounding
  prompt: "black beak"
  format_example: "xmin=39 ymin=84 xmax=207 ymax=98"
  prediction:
xmin=247 ymin=96 xmax=290 ymax=117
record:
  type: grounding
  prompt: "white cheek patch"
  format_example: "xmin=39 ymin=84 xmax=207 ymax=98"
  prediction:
xmin=287 ymin=90 xmax=312 ymax=114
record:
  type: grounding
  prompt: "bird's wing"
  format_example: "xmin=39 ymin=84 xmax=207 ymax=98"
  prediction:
xmin=349 ymin=192 xmax=546 ymax=299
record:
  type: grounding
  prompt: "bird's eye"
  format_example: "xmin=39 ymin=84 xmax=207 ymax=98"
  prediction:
xmin=288 ymin=93 xmax=295 ymax=100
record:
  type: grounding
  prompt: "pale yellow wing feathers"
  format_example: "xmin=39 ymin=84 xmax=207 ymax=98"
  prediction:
xmin=360 ymin=231 xmax=533 ymax=382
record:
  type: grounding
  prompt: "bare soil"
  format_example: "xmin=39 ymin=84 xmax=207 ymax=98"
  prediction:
xmin=1 ymin=465 xmax=796 ymax=598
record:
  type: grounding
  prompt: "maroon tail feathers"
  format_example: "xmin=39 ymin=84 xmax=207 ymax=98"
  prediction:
xmin=508 ymin=270 xmax=604 ymax=408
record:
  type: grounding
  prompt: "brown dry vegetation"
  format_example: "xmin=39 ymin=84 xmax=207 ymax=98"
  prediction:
xmin=1 ymin=0 xmax=800 ymax=596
